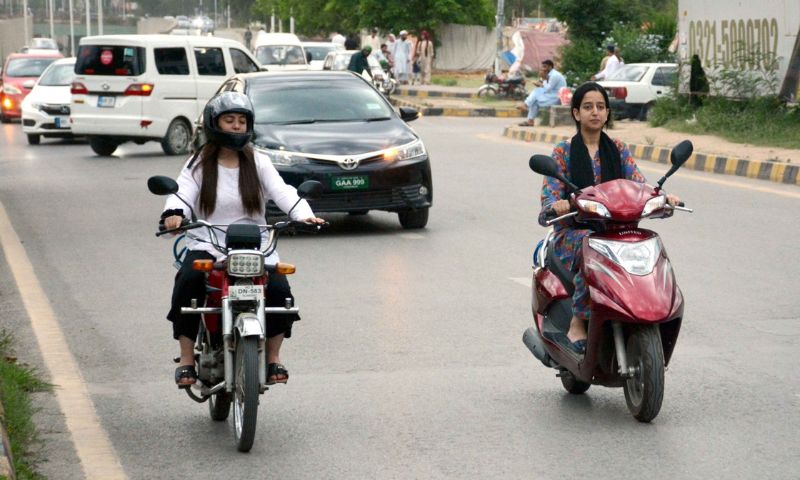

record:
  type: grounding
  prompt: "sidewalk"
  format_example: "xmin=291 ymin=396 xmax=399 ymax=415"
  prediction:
xmin=389 ymin=85 xmax=799 ymax=186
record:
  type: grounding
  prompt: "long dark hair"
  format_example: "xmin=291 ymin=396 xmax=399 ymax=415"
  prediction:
xmin=194 ymin=143 xmax=263 ymax=217
xmin=570 ymin=81 xmax=611 ymax=131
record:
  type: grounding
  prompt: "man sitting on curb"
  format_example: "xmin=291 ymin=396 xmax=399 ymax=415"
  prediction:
xmin=517 ymin=59 xmax=566 ymax=127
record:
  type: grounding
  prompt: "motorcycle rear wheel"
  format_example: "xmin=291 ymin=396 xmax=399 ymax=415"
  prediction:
xmin=209 ymin=390 xmax=232 ymax=421
xmin=623 ymin=325 xmax=665 ymax=422
xmin=233 ymin=336 xmax=260 ymax=451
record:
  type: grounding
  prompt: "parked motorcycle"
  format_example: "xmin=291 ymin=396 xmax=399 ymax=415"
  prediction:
xmin=477 ymin=71 xmax=527 ymax=99
xmin=522 ymin=141 xmax=694 ymax=422
xmin=375 ymin=63 xmax=398 ymax=96
xmin=148 ymin=176 xmax=325 ymax=452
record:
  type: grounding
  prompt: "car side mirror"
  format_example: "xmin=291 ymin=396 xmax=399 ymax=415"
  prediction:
xmin=306 ymin=51 xmax=312 ymax=63
xmin=23 ymin=79 xmax=36 ymax=89
xmin=399 ymin=107 xmax=419 ymax=122
xmin=259 ymin=65 xmax=269 ymax=72
xmin=147 ymin=175 xmax=179 ymax=195
xmin=296 ymin=180 xmax=323 ymax=200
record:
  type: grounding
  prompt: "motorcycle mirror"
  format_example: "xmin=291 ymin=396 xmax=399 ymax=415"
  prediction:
xmin=297 ymin=180 xmax=323 ymax=200
xmin=657 ymin=140 xmax=694 ymax=189
xmin=147 ymin=175 xmax=179 ymax=195
xmin=529 ymin=154 xmax=580 ymax=192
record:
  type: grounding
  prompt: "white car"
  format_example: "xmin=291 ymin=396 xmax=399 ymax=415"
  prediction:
xmin=322 ymin=50 xmax=384 ymax=82
xmin=21 ymin=57 xmax=76 ymax=145
xmin=597 ymin=63 xmax=677 ymax=120
xmin=253 ymin=32 xmax=309 ymax=71
xmin=302 ymin=41 xmax=343 ymax=70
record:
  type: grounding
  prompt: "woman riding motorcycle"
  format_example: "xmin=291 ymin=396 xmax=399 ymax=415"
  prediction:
xmin=538 ymin=82 xmax=680 ymax=353
xmin=160 ymin=92 xmax=324 ymax=387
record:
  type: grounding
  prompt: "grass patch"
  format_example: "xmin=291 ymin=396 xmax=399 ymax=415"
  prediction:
xmin=650 ymin=95 xmax=800 ymax=150
xmin=430 ymin=73 xmax=485 ymax=89
xmin=0 ymin=330 xmax=51 ymax=480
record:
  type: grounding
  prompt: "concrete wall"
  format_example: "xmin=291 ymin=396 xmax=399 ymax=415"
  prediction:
xmin=0 ymin=18 xmax=34 ymax=63
xmin=136 ymin=18 xmax=176 ymax=34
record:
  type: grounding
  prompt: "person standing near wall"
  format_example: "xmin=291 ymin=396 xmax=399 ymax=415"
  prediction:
xmin=416 ymin=30 xmax=434 ymax=85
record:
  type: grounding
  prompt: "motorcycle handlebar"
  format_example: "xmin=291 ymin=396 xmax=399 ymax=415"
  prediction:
xmin=155 ymin=219 xmax=201 ymax=237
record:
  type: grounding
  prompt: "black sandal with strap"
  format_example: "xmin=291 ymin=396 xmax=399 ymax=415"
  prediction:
xmin=175 ymin=365 xmax=197 ymax=389
xmin=267 ymin=363 xmax=289 ymax=385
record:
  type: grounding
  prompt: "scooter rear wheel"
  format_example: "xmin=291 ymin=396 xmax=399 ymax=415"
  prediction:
xmin=623 ymin=325 xmax=665 ymax=422
xmin=559 ymin=369 xmax=591 ymax=394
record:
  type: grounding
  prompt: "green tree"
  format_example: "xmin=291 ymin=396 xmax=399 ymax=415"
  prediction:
xmin=541 ymin=0 xmax=645 ymax=42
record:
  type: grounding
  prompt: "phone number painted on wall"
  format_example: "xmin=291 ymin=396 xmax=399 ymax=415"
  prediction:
xmin=688 ymin=18 xmax=779 ymax=70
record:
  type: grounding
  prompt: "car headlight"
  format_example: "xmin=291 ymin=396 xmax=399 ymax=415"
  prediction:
xmin=227 ymin=252 xmax=265 ymax=277
xmin=641 ymin=195 xmax=666 ymax=217
xmin=588 ymin=237 xmax=661 ymax=275
xmin=383 ymin=140 xmax=426 ymax=162
xmin=577 ymin=199 xmax=611 ymax=218
xmin=258 ymin=148 xmax=310 ymax=167
xmin=2 ymin=84 xmax=22 ymax=95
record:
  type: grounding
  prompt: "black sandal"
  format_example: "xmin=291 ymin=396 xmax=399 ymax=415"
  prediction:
xmin=267 ymin=363 xmax=289 ymax=385
xmin=175 ymin=365 xmax=197 ymax=389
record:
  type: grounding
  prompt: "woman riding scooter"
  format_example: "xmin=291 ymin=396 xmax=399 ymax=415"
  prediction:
xmin=538 ymin=82 xmax=680 ymax=353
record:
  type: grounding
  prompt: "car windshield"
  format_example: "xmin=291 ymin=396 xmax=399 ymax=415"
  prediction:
xmin=37 ymin=63 xmax=74 ymax=86
xmin=330 ymin=53 xmax=352 ymax=70
xmin=249 ymin=78 xmax=393 ymax=126
xmin=255 ymin=45 xmax=306 ymax=65
xmin=607 ymin=65 xmax=648 ymax=82
xmin=32 ymin=38 xmax=58 ymax=49
xmin=305 ymin=45 xmax=336 ymax=61
xmin=5 ymin=58 xmax=57 ymax=77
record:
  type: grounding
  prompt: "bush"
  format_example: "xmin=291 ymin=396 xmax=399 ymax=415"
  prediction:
xmin=558 ymin=38 xmax=603 ymax=87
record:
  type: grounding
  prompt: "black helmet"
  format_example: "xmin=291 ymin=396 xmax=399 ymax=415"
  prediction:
xmin=202 ymin=92 xmax=254 ymax=151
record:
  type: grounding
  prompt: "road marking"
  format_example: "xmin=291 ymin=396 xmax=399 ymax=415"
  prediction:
xmin=0 ymin=202 xmax=127 ymax=479
xmin=476 ymin=132 xmax=800 ymax=200
xmin=400 ymin=233 xmax=425 ymax=240
xmin=509 ymin=276 xmax=532 ymax=288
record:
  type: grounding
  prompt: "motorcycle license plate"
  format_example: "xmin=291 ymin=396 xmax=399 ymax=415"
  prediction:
xmin=228 ymin=284 xmax=263 ymax=301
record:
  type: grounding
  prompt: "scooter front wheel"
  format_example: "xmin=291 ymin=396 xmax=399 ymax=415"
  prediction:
xmin=233 ymin=336 xmax=260 ymax=451
xmin=623 ymin=325 xmax=665 ymax=422
xmin=560 ymin=369 xmax=591 ymax=394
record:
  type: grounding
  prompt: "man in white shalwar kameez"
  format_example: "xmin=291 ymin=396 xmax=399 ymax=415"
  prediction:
xmin=393 ymin=30 xmax=412 ymax=84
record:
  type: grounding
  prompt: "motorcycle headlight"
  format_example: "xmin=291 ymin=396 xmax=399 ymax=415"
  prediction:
xmin=3 ymin=84 xmax=22 ymax=95
xmin=588 ymin=237 xmax=661 ymax=275
xmin=258 ymin=148 xmax=310 ymax=167
xmin=577 ymin=199 xmax=611 ymax=218
xmin=641 ymin=195 xmax=666 ymax=217
xmin=383 ymin=140 xmax=426 ymax=162
xmin=227 ymin=252 xmax=265 ymax=277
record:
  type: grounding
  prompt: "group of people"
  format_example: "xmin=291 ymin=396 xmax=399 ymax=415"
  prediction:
xmin=518 ymin=44 xmax=624 ymax=128
xmin=336 ymin=28 xmax=435 ymax=85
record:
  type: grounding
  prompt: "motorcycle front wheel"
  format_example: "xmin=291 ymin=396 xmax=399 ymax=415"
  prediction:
xmin=623 ymin=325 xmax=665 ymax=422
xmin=233 ymin=336 xmax=260 ymax=451
xmin=477 ymin=85 xmax=497 ymax=98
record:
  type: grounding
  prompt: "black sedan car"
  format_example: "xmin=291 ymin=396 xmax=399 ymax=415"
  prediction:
xmin=193 ymin=71 xmax=432 ymax=229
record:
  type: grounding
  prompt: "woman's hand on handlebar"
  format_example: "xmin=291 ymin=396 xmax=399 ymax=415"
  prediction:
xmin=666 ymin=194 xmax=682 ymax=207
xmin=300 ymin=217 xmax=326 ymax=225
xmin=164 ymin=215 xmax=185 ymax=230
xmin=551 ymin=199 xmax=571 ymax=216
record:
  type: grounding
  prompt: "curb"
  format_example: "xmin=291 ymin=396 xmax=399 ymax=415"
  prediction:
xmin=390 ymin=97 xmax=522 ymax=118
xmin=0 ymin=401 xmax=15 ymax=480
xmin=503 ymin=127 xmax=800 ymax=186
xmin=394 ymin=87 xmax=479 ymax=99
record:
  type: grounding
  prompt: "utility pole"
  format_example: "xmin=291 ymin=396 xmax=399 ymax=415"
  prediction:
xmin=85 ymin=0 xmax=91 ymax=37
xmin=22 ymin=0 xmax=29 ymax=46
xmin=49 ymin=0 xmax=54 ymax=39
xmin=97 ymin=0 xmax=103 ymax=35
xmin=495 ymin=0 xmax=505 ymax=75
xmin=69 ymin=0 xmax=74 ymax=54
xmin=289 ymin=7 xmax=294 ymax=34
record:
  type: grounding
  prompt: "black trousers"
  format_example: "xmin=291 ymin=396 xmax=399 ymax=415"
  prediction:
xmin=167 ymin=250 xmax=299 ymax=341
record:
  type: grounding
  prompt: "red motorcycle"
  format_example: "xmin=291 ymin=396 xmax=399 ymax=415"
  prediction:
xmin=477 ymin=71 xmax=527 ymax=99
xmin=522 ymin=141 xmax=694 ymax=422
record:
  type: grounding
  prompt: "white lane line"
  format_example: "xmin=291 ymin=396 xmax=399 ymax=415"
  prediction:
xmin=0 ymin=202 xmax=127 ymax=480
xmin=509 ymin=277 xmax=532 ymax=288
xmin=400 ymin=233 xmax=425 ymax=240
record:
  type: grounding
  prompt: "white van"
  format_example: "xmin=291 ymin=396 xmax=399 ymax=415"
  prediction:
xmin=70 ymin=34 xmax=261 ymax=156
xmin=252 ymin=32 xmax=309 ymax=71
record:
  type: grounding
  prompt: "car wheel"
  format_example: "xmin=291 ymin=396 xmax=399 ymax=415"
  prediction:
xmin=638 ymin=103 xmax=654 ymax=122
xmin=89 ymin=137 xmax=119 ymax=156
xmin=0 ymin=113 xmax=10 ymax=124
xmin=398 ymin=207 xmax=429 ymax=229
xmin=27 ymin=134 xmax=41 ymax=145
xmin=161 ymin=118 xmax=191 ymax=156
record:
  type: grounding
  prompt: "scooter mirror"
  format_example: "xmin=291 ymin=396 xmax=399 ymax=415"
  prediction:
xmin=670 ymin=140 xmax=693 ymax=167
xmin=296 ymin=180 xmax=323 ymax=200
xmin=529 ymin=154 xmax=560 ymax=178
xmin=147 ymin=175 xmax=179 ymax=196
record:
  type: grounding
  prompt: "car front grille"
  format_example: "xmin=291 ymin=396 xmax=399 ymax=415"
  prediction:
xmin=268 ymin=184 xmax=429 ymax=214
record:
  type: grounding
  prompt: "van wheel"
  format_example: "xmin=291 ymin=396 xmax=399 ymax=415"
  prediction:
xmin=162 ymin=119 xmax=191 ymax=156
xmin=89 ymin=137 xmax=119 ymax=156
xmin=27 ymin=134 xmax=41 ymax=145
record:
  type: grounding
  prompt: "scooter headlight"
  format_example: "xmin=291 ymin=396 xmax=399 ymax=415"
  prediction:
xmin=577 ymin=199 xmax=611 ymax=218
xmin=227 ymin=252 xmax=265 ymax=277
xmin=641 ymin=195 xmax=666 ymax=217
xmin=588 ymin=237 xmax=661 ymax=275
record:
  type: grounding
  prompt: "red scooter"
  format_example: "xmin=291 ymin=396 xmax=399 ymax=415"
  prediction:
xmin=522 ymin=141 xmax=694 ymax=422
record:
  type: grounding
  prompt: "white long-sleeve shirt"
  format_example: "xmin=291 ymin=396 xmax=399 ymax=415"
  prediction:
xmin=163 ymin=150 xmax=314 ymax=263
xmin=594 ymin=54 xmax=621 ymax=80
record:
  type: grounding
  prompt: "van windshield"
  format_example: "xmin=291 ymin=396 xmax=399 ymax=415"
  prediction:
xmin=255 ymin=45 xmax=306 ymax=65
xmin=75 ymin=45 xmax=146 ymax=76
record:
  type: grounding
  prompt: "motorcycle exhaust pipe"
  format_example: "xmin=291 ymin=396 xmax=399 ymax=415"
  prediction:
xmin=522 ymin=327 xmax=558 ymax=368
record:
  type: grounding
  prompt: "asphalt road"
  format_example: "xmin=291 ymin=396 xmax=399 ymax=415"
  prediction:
xmin=1 ymin=117 xmax=799 ymax=479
